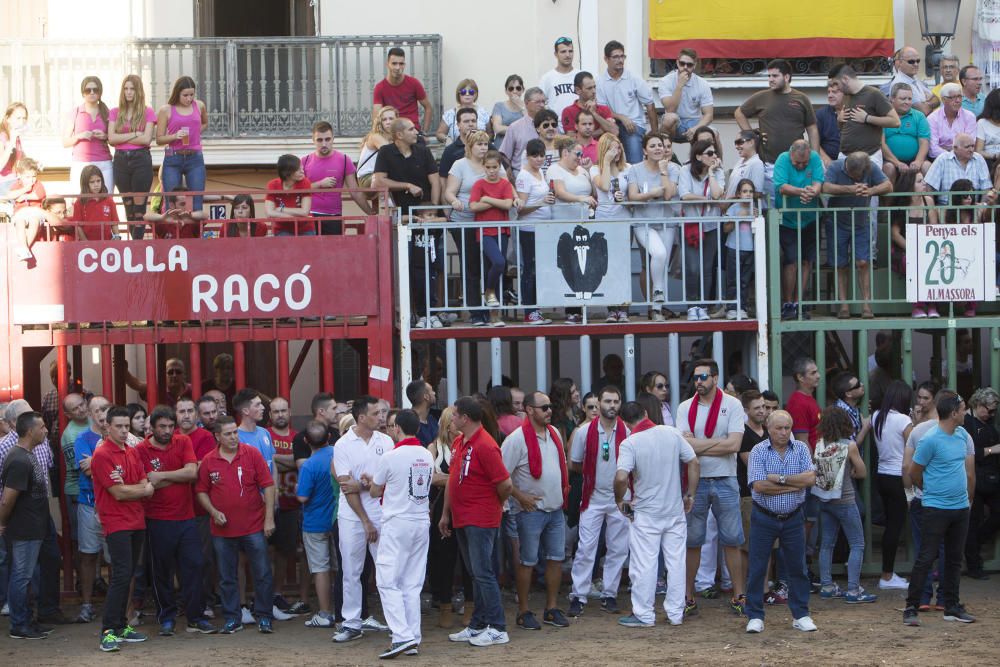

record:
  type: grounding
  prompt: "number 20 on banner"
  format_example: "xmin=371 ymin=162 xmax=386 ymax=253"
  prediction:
xmin=906 ymin=224 xmax=996 ymax=303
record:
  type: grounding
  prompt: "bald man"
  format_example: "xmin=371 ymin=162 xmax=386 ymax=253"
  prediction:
xmin=744 ymin=410 xmax=817 ymax=634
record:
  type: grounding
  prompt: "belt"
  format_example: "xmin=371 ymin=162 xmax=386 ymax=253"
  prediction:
xmin=702 ymin=476 xmax=731 ymax=481
xmin=116 ymin=147 xmax=150 ymax=153
xmin=166 ymin=148 xmax=200 ymax=156
xmin=753 ymin=501 xmax=801 ymax=521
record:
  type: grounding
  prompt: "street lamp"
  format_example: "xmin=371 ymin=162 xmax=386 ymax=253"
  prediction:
xmin=916 ymin=0 xmax=962 ymax=83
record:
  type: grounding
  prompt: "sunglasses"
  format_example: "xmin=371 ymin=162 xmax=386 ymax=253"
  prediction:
xmin=459 ymin=88 xmax=477 ymax=96
xmin=693 ymin=373 xmax=712 ymax=382
xmin=586 ymin=404 xmax=600 ymax=410
xmin=703 ymin=150 xmax=717 ymax=157
xmin=601 ymin=441 xmax=610 ymax=462
xmin=734 ymin=139 xmax=746 ymax=146
xmin=539 ymin=121 xmax=557 ymax=129
xmin=85 ymin=87 xmax=100 ymax=94
xmin=904 ymin=59 xmax=921 ymax=65
xmin=531 ymin=404 xmax=553 ymax=411
xmin=677 ymin=61 xmax=696 ymax=68
xmin=555 ymin=36 xmax=573 ymax=46
xmin=507 ymin=85 xmax=523 ymax=92
xmin=655 ymin=383 xmax=667 ymax=390
xmin=847 ymin=382 xmax=862 ymax=391
xmin=575 ymin=150 xmax=584 ymax=157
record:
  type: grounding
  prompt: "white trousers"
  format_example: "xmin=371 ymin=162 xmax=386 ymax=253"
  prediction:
xmin=339 ymin=517 xmax=380 ymax=630
xmin=628 ymin=511 xmax=687 ymax=625
xmin=633 ymin=223 xmax=678 ymax=294
xmin=570 ymin=502 xmax=630 ymax=601
xmin=376 ymin=518 xmax=429 ymax=644
xmin=695 ymin=513 xmax=732 ymax=591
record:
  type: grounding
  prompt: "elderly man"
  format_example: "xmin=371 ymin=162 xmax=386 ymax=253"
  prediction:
xmin=959 ymin=65 xmax=985 ymax=117
xmin=774 ymin=139 xmax=825 ymax=321
xmin=928 ymin=83 xmax=977 ymax=160
xmin=123 ymin=358 xmax=192 ymax=406
xmin=882 ymin=83 xmax=932 ymax=184
xmin=745 ymin=410 xmax=817 ymax=634
xmin=923 ymin=133 xmax=995 ymax=208
xmin=888 ymin=46 xmax=938 ymax=115
xmin=499 ymin=88 xmax=547 ymax=175
xmin=822 ymin=152 xmax=893 ymax=317
xmin=658 ymin=48 xmax=714 ymax=142
xmin=931 ymin=55 xmax=961 ymax=100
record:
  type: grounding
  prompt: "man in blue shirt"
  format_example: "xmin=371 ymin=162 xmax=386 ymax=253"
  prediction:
xmin=297 ymin=420 xmax=339 ymax=628
xmin=233 ymin=388 xmax=276 ymax=476
xmin=815 ymin=81 xmax=842 ymax=166
xmin=903 ymin=390 xmax=977 ymax=626
xmin=73 ymin=395 xmax=110 ymax=623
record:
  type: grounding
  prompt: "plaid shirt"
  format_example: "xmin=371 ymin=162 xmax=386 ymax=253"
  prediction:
xmin=748 ymin=438 xmax=814 ymax=515
xmin=924 ymin=151 xmax=992 ymax=204
xmin=836 ymin=399 xmax=862 ymax=441
xmin=0 ymin=430 xmax=53 ymax=494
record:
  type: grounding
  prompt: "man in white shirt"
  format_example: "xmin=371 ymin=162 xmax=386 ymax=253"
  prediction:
xmin=658 ymin=48 xmax=714 ymax=142
xmin=370 ymin=409 xmax=434 ymax=659
xmin=567 ymin=386 xmax=630 ymax=617
xmin=332 ymin=396 xmax=393 ymax=643
xmin=597 ymin=40 xmax=658 ymax=164
xmin=888 ymin=46 xmax=939 ymax=115
xmin=538 ymin=36 xmax=580 ymax=133
xmin=615 ymin=402 xmax=699 ymax=627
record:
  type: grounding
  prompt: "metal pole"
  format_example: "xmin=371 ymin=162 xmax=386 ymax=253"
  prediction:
xmin=233 ymin=341 xmax=247 ymax=392
xmin=397 ymin=209 xmax=414 ymax=395
xmin=491 ymin=338 xmax=502 ymax=390
xmin=992 ymin=327 xmax=1000 ymax=392
xmin=856 ymin=331 xmax=871 ymax=568
xmin=624 ymin=333 xmax=636 ymax=401
xmin=445 ymin=338 xmax=458 ymax=406
xmin=579 ymin=335 xmax=592 ymax=399
xmin=815 ymin=330 xmax=826 ymax=407
xmin=535 ymin=337 xmax=547 ymax=395
xmin=765 ymin=210 xmax=782 ymax=391
xmin=902 ymin=329 xmax=913 ymax=392
xmin=56 ymin=346 xmax=73 ymax=592
xmin=712 ymin=331 xmax=724 ymax=383
xmin=668 ymin=332 xmax=681 ymax=421
xmin=321 ymin=339 xmax=335 ymax=395
xmin=947 ymin=325 xmax=958 ymax=391
xmin=189 ymin=342 xmax=202 ymax=400
xmin=145 ymin=344 xmax=158 ymax=407
xmin=101 ymin=344 xmax=113 ymax=399
xmin=278 ymin=341 xmax=290 ymax=400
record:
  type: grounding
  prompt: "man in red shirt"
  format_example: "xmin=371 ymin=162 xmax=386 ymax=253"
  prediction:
xmin=785 ymin=356 xmax=822 ymax=582
xmin=439 ymin=397 xmax=513 ymax=648
xmin=265 ymin=154 xmax=315 ymax=236
xmin=91 ymin=406 xmax=154 ymax=652
xmin=267 ymin=396 xmax=310 ymax=615
xmin=135 ymin=405 xmax=216 ymax=636
xmin=196 ymin=416 xmax=276 ymax=635
xmin=561 ymin=71 xmax=618 ymax=139
xmin=373 ymin=46 xmax=434 ymax=134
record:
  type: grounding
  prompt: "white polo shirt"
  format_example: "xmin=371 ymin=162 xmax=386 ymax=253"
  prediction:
xmin=372 ymin=443 xmax=434 ymax=523
xmin=333 ymin=426 xmax=392 ymax=523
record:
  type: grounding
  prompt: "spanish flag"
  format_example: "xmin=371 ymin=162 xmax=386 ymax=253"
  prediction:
xmin=648 ymin=0 xmax=895 ymax=60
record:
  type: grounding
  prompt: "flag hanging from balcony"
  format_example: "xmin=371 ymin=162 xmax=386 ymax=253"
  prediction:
xmin=648 ymin=0 xmax=895 ymax=59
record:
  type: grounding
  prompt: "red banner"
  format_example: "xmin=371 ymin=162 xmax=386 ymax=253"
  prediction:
xmin=10 ymin=236 xmax=380 ymax=323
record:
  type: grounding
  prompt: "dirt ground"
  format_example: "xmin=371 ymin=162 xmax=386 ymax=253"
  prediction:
xmin=6 ymin=577 xmax=997 ymax=667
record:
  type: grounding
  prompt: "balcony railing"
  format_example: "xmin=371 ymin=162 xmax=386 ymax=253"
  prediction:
xmin=0 ymin=35 xmax=442 ymax=139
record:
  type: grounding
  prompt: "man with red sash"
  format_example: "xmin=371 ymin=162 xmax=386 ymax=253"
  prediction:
xmin=501 ymin=391 xmax=571 ymax=631
xmin=678 ymin=359 xmax=748 ymax=617
xmin=615 ymin=402 xmax=699 ymax=627
xmin=567 ymin=386 xmax=630 ymax=617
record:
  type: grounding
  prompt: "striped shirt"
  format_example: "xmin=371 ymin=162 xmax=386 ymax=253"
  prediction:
xmin=748 ymin=438 xmax=814 ymax=515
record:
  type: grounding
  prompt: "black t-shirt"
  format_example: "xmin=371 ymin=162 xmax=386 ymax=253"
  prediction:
xmin=964 ymin=414 xmax=1000 ymax=473
xmin=292 ymin=427 xmax=338 ymax=462
xmin=1 ymin=446 xmax=50 ymax=540
xmin=738 ymin=425 xmax=768 ymax=497
xmin=373 ymin=142 xmax=438 ymax=214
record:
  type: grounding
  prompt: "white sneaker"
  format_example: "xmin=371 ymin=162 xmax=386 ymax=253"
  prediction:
xmin=878 ymin=573 xmax=909 ymax=590
xmin=652 ymin=289 xmax=666 ymax=303
xmin=468 ymin=625 xmax=510 ymax=647
xmin=203 ymin=606 xmax=215 ymax=619
xmin=0 ymin=602 xmax=8 ymax=616
xmin=792 ymin=615 xmax=818 ymax=632
xmin=726 ymin=309 xmax=748 ymax=320
xmin=415 ymin=316 xmax=428 ymax=329
xmin=697 ymin=306 xmax=710 ymax=321
xmin=687 ymin=307 xmax=700 ymax=321
xmin=746 ymin=618 xmax=763 ymax=633
xmin=449 ymin=625 xmax=484 ymax=642
xmin=429 ymin=315 xmax=444 ymax=329
xmin=361 ymin=616 xmax=389 ymax=632
xmin=272 ymin=605 xmax=293 ymax=621
xmin=304 ymin=613 xmax=334 ymax=628
xmin=241 ymin=606 xmax=255 ymax=624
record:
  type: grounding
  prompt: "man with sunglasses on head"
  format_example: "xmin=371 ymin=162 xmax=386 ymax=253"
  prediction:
xmin=677 ymin=359 xmax=748 ymax=619
xmin=539 ymin=36 xmax=580 ymax=133
xmin=658 ymin=49 xmax=714 ymax=143
xmin=567 ymin=386 xmax=630 ymax=618
xmin=501 ymin=391 xmax=571 ymax=631
xmin=888 ymin=46 xmax=938 ymax=116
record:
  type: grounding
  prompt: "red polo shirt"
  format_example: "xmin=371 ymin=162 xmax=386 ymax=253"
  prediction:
xmin=184 ymin=426 xmax=216 ymax=516
xmin=92 ymin=440 xmax=148 ymax=536
xmin=786 ymin=390 xmax=821 ymax=451
xmin=196 ymin=443 xmax=274 ymax=538
xmin=447 ymin=427 xmax=510 ymax=529
xmin=135 ymin=435 xmax=197 ymax=521
xmin=268 ymin=427 xmax=299 ymax=510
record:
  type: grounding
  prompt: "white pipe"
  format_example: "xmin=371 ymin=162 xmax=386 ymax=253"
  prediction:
xmin=397 ymin=209 xmax=414 ymax=407
xmin=752 ymin=215 xmax=770 ymax=390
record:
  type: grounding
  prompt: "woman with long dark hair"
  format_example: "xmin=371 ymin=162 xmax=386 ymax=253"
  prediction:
xmin=109 ymin=74 xmax=156 ymax=238
xmin=872 ymin=379 xmax=913 ymax=590
xmin=63 ymin=76 xmax=113 ymax=191
xmin=156 ymin=76 xmax=208 ymax=211
xmin=679 ymin=138 xmax=726 ymax=321
xmin=488 ymin=385 xmax=520 ymax=438
xmin=639 ymin=370 xmax=674 ymax=426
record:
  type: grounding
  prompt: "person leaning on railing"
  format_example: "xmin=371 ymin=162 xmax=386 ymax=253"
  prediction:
xmin=265 ymin=154 xmax=315 ymax=237
xmin=303 ymin=121 xmax=373 ymax=235
xmin=722 ymin=179 xmax=758 ymax=320
xmin=108 ymin=75 xmax=156 ymax=240
xmin=549 ymin=136 xmax=597 ymax=325
xmin=679 ymin=138 xmax=726 ymax=321
xmin=69 ymin=164 xmax=119 ymax=241
xmin=591 ymin=133 xmax=631 ymax=323
xmin=515 ymin=138 xmax=555 ymax=325
xmin=468 ymin=150 xmax=516 ymax=327
xmin=143 ymin=187 xmax=204 ymax=239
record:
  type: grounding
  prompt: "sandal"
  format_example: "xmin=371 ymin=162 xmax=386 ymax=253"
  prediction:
xmin=837 ymin=308 xmax=851 ymax=319
xmin=861 ymin=308 xmax=874 ymax=319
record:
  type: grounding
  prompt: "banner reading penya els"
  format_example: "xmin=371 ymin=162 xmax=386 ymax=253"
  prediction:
xmin=906 ymin=224 xmax=997 ymax=303
xmin=11 ymin=237 xmax=379 ymax=323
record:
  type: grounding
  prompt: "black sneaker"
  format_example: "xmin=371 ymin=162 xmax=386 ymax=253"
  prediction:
xmin=964 ymin=569 xmax=990 ymax=580
xmin=903 ymin=606 xmax=921 ymax=626
xmin=943 ymin=606 xmax=976 ymax=623
xmin=543 ymin=608 xmax=570 ymax=627
xmin=9 ymin=626 xmax=47 ymax=640
xmin=567 ymin=598 xmax=584 ymax=617
xmin=286 ymin=601 xmax=312 ymax=615
xmin=600 ymin=597 xmax=619 ymax=614
xmin=516 ymin=611 xmax=541 ymax=630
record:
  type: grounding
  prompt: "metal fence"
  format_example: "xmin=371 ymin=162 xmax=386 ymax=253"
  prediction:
xmin=0 ymin=35 xmax=442 ymax=138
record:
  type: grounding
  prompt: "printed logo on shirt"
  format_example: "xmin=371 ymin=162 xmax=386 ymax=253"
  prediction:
xmin=209 ymin=471 xmax=221 ymax=484
xmin=553 ymin=83 xmax=576 ymax=96
xmin=408 ymin=460 xmax=432 ymax=503
xmin=150 ymin=458 xmax=162 ymax=471
xmin=110 ymin=464 xmax=124 ymax=482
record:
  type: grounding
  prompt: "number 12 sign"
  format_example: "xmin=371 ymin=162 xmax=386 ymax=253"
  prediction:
xmin=906 ymin=223 xmax=996 ymax=303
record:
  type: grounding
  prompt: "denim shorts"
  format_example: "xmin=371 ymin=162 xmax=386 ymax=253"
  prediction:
xmin=514 ymin=509 xmax=566 ymax=566
xmin=502 ymin=511 xmax=518 ymax=540
xmin=826 ymin=214 xmax=871 ymax=267
xmin=77 ymin=503 xmax=106 ymax=555
xmin=778 ymin=223 xmax=817 ymax=266
xmin=686 ymin=477 xmax=745 ymax=547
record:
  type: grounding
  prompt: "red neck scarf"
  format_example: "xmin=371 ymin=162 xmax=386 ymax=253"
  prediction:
xmin=630 ymin=418 xmax=656 ymax=435
xmin=394 ymin=436 xmax=423 ymax=449
xmin=520 ymin=418 xmax=569 ymax=506
xmin=688 ymin=388 xmax=723 ymax=438
xmin=581 ymin=417 xmax=627 ymax=511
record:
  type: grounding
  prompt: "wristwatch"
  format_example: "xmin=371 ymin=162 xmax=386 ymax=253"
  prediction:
xmin=778 ymin=474 xmax=787 ymax=486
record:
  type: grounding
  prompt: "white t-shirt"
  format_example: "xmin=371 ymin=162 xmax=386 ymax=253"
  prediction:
xmin=372 ymin=444 xmax=434 ymax=522
xmin=569 ymin=420 xmax=631 ymax=507
xmin=617 ymin=425 xmax=696 ymax=518
xmin=724 ymin=203 xmax=754 ymax=252
xmin=676 ymin=391 xmax=746 ymax=478
xmin=678 ymin=165 xmax=726 ymax=231
xmin=515 ymin=168 xmax=553 ymax=227
xmin=589 ymin=165 xmax=628 ymax=219
xmin=905 ymin=419 xmax=974 ymax=499
xmin=546 ymin=162 xmax=592 ymax=219
xmin=873 ymin=409 xmax=912 ymax=476
xmin=539 ymin=68 xmax=580 ymax=132
xmin=976 ymin=118 xmax=1000 ymax=156
xmin=333 ymin=426 xmax=393 ymax=523
xmin=725 ymin=155 xmax=765 ymax=198
xmin=657 ymin=71 xmax=714 ymax=123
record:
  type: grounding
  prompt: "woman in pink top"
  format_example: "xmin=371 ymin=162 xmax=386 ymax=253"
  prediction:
xmin=62 ymin=76 xmax=113 ymax=192
xmin=156 ymin=76 xmax=208 ymax=211
xmin=109 ymin=74 xmax=157 ymax=239
xmin=0 ymin=102 xmax=28 ymax=195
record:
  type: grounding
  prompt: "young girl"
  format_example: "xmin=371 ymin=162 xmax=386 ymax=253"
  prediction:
xmin=469 ymin=150 xmax=516 ymax=327
xmin=723 ymin=178 xmax=757 ymax=319
xmin=70 ymin=164 xmax=119 ymax=241
xmin=223 ymin=194 xmax=266 ymax=238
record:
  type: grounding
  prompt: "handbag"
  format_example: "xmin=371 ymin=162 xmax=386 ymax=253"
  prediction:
xmin=683 ymin=178 xmax=710 ymax=247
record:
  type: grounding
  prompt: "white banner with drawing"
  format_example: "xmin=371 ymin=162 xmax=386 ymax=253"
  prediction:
xmin=906 ymin=223 xmax=996 ymax=303
xmin=535 ymin=222 xmax=632 ymax=307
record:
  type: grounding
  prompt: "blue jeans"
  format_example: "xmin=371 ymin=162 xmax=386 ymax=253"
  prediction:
xmin=213 ymin=531 xmax=274 ymax=623
xmin=909 ymin=498 xmax=945 ymax=605
xmin=514 ymin=509 xmax=566 ymax=566
xmin=456 ymin=526 xmax=505 ymax=631
xmin=482 ymin=234 xmax=509 ymax=296
xmin=148 ymin=518 xmax=206 ymax=623
xmin=8 ymin=539 xmax=42 ymax=631
xmin=818 ymin=501 xmax=865 ymax=591
xmin=161 ymin=151 xmax=206 ymax=211
xmin=746 ymin=505 xmax=810 ymax=622
xmin=687 ymin=477 xmax=744 ymax=547
xmin=617 ymin=121 xmax=647 ymax=164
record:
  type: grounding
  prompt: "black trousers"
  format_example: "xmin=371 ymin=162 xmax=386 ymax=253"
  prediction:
xmin=112 ymin=148 xmax=153 ymax=238
xmin=964 ymin=486 xmax=1000 ymax=571
xmin=906 ymin=507 xmax=969 ymax=611
xmin=103 ymin=529 xmax=144 ymax=633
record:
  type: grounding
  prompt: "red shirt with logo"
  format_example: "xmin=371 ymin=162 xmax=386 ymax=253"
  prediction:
xmin=135 ymin=435 xmax=197 ymax=521
xmin=70 ymin=196 xmax=120 ymax=241
xmin=447 ymin=427 xmax=510 ymax=529
xmin=268 ymin=427 xmax=299 ymax=510
xmin=91 ymin=440 xmax=148 ymax=536
xmin=786 ymin=390 xmax=821 ymax=451
xmin=184 ymin=427 xmax=216 ymax=516
xmin=195 ymin=443 xmax=274 ymax=538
